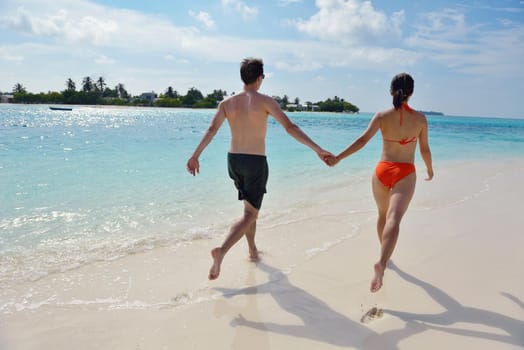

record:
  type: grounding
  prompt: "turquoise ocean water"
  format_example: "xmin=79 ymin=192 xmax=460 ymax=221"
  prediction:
xmin=1 ymin=104 xmax=523 ymax=286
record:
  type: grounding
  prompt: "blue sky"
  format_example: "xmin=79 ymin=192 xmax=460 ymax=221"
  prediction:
xmin=1 ymin=0 xmax=523 ymax=118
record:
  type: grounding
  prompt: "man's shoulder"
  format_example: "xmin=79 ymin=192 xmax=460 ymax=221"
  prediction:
xmin=230 ymin=91 xmax=273 ymax=104
xmin=221 ymin=93 xmax=237 ymax=103
xmin=219 ymin=94 xmax=240 ymax=109
xmin=255 ymin=93 xmax=277 ymax=106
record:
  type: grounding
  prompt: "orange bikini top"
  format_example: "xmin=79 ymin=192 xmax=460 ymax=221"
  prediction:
xmin=383 ymin=103 xmax=417 ymax=145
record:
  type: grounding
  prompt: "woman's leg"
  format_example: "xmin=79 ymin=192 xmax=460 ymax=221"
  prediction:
xmin=371 ymin=173 xmax=416 ymax=292
xmin=372 ymin=175 xmax=390 ymax=243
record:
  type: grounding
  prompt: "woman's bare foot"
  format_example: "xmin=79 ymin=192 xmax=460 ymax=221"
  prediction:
xmin=248 ymin=247 xmax=260 ymax=262
xmin=209 ymin=248 xmax=224 ymax=280
xmin=370 ymin=262 xmax=385 ymax=292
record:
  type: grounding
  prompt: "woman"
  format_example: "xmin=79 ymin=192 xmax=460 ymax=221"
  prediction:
xmin=328 ymin=73 xmax=433 ymax=292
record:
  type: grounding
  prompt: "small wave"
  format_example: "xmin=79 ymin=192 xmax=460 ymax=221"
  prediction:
xmin=0 ymin=287 xmax=216 ymax=314
xmin=0 ymin=230 xmax=217 ymax=289
xmin=0 ymin=211 xmax=84 ymax=230
xmin=412 ymin=170 xmax=500 ymax=211
xmin=305 ymin=222 xmax=360 ymax=258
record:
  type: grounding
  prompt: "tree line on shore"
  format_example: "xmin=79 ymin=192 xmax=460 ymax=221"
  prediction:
xmin=4 ymin=77 xmax=359 ymax=113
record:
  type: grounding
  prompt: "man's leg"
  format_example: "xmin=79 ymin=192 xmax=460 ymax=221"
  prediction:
xmin=245 ymin=220 xmax=259 ymax=261
xmin=209 ymin=201 xmax=259 ymax=280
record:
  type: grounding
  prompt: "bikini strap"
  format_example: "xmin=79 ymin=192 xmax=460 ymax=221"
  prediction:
xmin=399 ymin=103 xmax=413 ymax=126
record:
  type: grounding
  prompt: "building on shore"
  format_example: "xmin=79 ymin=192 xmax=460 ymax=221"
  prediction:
xmin=0 ymin=94 xmax=14 ymax=103
xmin=286 ymin=103 xmax=320 ymax=112
xmin=138 ymin=92 xmax=157 ymax=106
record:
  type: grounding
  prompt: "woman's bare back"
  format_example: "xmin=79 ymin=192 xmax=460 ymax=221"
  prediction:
xmin=379 ymin=105 xmax=427 ymax=163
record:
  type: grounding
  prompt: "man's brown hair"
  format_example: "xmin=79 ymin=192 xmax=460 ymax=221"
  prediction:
xmin=240 ymin=58 xmax=264 ymax=85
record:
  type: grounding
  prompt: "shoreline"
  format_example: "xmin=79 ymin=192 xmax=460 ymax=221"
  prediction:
xmin=2 ymin=157 xmax=524 ymax=349
xmin=2 ymin=103 xmax=523 ymax=120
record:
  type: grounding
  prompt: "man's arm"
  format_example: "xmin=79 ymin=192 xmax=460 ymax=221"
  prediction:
xmin=186 ymin=103 xmax=227 ymax=176
xmin=266 ymin=97 xmax=333 ymax=162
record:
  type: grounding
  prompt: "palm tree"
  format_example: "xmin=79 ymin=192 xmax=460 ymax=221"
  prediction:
xmin=97 ymin=76 xmax=106 ymax=91
xmin=66 ymin=78 xmax=76 ymax=91
xmin=82 ymin=77 xmax=93 ymax=92
xmin=166 ymin=86 xmax=176 ymax=98
xmin=13 ymin=83 xmax=26 ymax=94
xmin=116 ymin=83 xmax=129 ymax=99
xmin=207 ymin=89 xmax=226 ymax=102
xmin=282 ymin=94 xmax=289 ymax=108
xmin=306 ymin=101 xmax=313 ymax=111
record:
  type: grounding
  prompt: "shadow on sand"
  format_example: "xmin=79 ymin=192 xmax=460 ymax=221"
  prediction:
xmin=214 ymin=262 xmax=398 ymax=348
xmin=214 ymin=261 xmax=524 ymax=348
xmin=384 ymin=262 xmax=524 ymax=347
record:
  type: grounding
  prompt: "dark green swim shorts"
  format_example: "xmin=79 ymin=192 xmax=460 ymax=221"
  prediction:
xmin=227 ymin=152 xmax=269 ymax=210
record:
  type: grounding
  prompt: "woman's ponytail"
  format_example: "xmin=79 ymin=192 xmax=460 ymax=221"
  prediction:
xmin=390 ymin=73 xmax=414 ymax=109
xmin=393 ymin=89 xmax=403 ymax=109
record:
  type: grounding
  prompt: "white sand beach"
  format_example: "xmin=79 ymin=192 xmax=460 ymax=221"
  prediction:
xmin=2 ymin=158 xmax=524 ymax=350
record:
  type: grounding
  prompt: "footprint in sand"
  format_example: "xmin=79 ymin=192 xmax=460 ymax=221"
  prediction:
xmin=360 ymin=307 xmax=384 ymax=324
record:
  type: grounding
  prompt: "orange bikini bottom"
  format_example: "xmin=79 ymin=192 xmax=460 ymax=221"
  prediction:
xmin=375 ymin=161 xmax=415 ymax=189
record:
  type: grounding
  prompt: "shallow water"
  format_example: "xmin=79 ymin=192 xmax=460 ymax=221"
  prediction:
xmin=1 ymin=104 xmax=523 ymax=288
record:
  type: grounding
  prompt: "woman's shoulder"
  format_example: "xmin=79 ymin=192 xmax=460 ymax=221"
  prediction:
xmin=375 ymin=107 xmax=396 ymax=119
xmin=412 ymin=109 xmax=428 ymax=121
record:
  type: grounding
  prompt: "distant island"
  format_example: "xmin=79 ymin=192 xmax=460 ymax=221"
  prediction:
xmin=419 ymin=110 xmax=444 ymax=116
xmin=1 ymin=77 xmax=359 ymax=113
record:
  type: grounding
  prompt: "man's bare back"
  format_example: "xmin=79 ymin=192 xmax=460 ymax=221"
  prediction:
xmin=221 ymin=91 xmax=272 ymax=155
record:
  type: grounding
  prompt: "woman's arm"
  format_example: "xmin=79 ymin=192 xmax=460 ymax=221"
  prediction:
xmin=418 ymin=117 xmax=434 ymax=180
xmin=329 ymin=113 xmax=381 ymax=165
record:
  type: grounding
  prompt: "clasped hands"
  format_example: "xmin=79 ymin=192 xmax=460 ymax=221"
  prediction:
xmin=318 ymin=150 xmax=340 ymax=167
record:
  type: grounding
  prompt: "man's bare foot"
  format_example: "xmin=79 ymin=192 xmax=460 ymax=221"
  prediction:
xmin=209 ymin=248 xmax=223 ymax=280
xmin=370 ymin=262 xmax=385 ymax=293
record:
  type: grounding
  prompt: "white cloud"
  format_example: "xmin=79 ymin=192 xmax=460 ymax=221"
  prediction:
xmin=0 ymin=7 xmax=64 ymax=36
xmin=221 ymin=0 xmax=258 ymax=20
xmin=419 ymin=9 xmax=468 ymax=37
xmin=164 ymin=55 xmax=191 ymax=65
xmin=0 ymin=0 xmax=417 ymax=76
xmin=4 ymin=55 xmax=25 ymax=63
xmin=94 ymin=54 xmax=115 ymax=65
xmin=294 ymin=0 xmax=404 ymax=44
xmin=274 ymin=60 xmax=323 ymax=72
xmin=0 ymin=0 xmax=198 ymax=50
xmin=0 ymin=47 xmax=24 ymax=63
xmin=406 ymin=12 xmax=471 ymax=54
xmin=407 ymin=9 xmax=524 ymax=78
xmin=278 ymin=0 xmax=303 ymax=6
xmin=0 ymin=6 xmax=118 ymax=46
xmin=189 ymin=10 xmax=216 ymax=30
xmin=461 ymin=3 xmax=524 ymax=14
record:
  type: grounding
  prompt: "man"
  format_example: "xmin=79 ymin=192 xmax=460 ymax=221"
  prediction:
xmin=187 ymin=57 xmax=332 ymax=280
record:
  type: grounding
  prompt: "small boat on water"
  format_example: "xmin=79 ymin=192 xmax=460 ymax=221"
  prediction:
xmin=49 ymin=106 xmax=73 ymax=111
